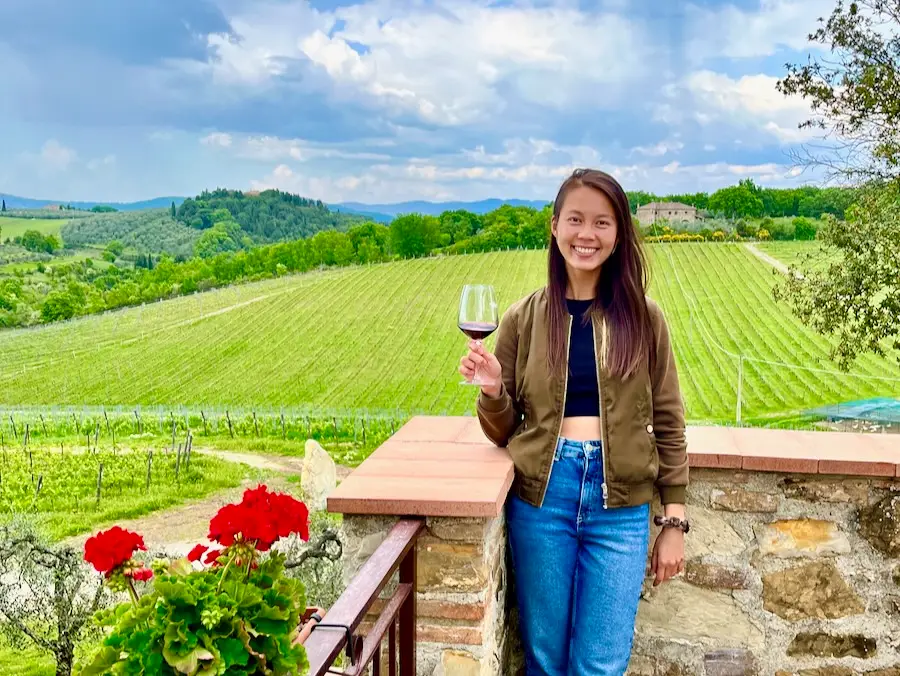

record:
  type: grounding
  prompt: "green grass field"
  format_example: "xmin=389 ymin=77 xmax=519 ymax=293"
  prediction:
xmin=0 ymin=244 xmax=896 ymax=423
xmin=0 ymin=217 xmax=65 ymax=241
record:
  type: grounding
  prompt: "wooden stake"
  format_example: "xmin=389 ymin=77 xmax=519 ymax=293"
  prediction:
xmin=96 ymin=463 xmax=103 ymax=506
xmin=225 ymin=411 xmax=234 ymax=439
xmin=145 ymin=451 xmax=153 ymax=491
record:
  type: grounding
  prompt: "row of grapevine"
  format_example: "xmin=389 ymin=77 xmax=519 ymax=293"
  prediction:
xmin=2 ymin=246 xmax=898 ymax=423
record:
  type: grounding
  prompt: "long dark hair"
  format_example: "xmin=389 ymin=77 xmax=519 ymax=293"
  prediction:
xmin=547 ymin=168 xmax=652 ymax=380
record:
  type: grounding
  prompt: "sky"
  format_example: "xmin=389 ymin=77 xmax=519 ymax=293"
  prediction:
xmin=0 ymin=0 xmax=838 ymax=204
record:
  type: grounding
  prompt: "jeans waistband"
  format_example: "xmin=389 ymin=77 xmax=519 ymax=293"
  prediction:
xmin=555 ymin=436 xmax=603 ymax=460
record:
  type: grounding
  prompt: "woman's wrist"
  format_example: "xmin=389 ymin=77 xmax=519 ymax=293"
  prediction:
xmin=664 ymin=503 xmax=685 ymax=519
xmin=480 ymin=384 xmax=502 ymax=399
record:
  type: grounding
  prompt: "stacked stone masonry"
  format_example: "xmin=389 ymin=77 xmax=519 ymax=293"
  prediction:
xmin=627 ymin=469 xmax=900 ymax=676
xmin=338 ymin=468 xmax=900 ymax=675
xmin=341 ymin=514 xmax=508 ymax=675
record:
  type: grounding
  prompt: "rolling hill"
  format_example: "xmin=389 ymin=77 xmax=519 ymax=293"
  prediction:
xmin=1 ymin=244 xmax=896 ymax=422
xmin=0 ymin=193 xmax=185 ymax=212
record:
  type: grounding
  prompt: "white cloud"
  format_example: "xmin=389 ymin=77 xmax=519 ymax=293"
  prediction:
xmin=87 ymin=154 xmax=116 ymax=171
xmin=200 ymin=132 xmax=233 ymax=147
xmin=210 ymin=2 xmax=652 ymax=127
xmin=703 ymin=144 xmax=716 ymax=151
xmin=687 ymin=0 xmax=834 ymax=61
xmin=683 ymin=70 xmax=814 ymax=143
xmin=38 ymin=140 xmax=77 ymax=171
xmin=631 ymin=139 xmax=684 ymax=157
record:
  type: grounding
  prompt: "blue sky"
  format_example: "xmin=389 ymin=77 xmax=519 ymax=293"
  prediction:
xmin=0 ymin=0 xmax=836 ymax=203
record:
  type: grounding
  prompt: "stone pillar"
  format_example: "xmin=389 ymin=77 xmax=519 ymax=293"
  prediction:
xmin=326 ymin=416 xmax=517 ymax=676
xmin=341 ymin=514 xmax=508 ymax=675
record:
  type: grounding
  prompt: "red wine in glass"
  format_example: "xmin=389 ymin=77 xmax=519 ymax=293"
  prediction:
xmin=458 ymin=284 xmax=499 ymax=386
xmin=458 ymin=322 xmax=497 ymax=341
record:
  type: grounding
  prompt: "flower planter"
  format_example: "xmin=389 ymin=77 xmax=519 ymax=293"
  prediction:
xmin=76 ymin=484 xmax=315 ymax=675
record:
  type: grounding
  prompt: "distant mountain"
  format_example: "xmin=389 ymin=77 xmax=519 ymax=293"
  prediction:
xmin=331 ymin=198 xmax=550 ymax=221
xmin=2 ymin=191 xmax=549 ymax=220
xmin=0 ymin=193 xmax=186 ymax=212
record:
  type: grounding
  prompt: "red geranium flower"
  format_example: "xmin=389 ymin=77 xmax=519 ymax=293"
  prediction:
xmin=204 ymin=549 xmax=224 ymax=566
xmin=84 ymin=527 xmax=147 ymax=576
xmin=187 ymin=544 xmax=209 ymax=562
xmin=128 ymin=567 xmax=154 ymax=582
xmin=207 ymin=485 xmax=309 ymax=551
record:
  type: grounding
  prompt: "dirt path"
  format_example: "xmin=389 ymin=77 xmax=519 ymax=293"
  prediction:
xmin=744 ymin=243 xmax=790 ymax=274
xmin=62 ymin=449 xmax=351 ymax=556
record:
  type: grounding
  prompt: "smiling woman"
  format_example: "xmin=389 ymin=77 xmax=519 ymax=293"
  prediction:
xmin=464 ymin=167 xmax=689 ymax=676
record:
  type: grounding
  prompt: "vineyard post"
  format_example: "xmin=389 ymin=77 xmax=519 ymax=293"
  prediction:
xmin=170 ymin=419 xmax=177 ymax=455
xmin=736 ymin=356 xmax=744 ymax=425
xmin=103 ymin=408 xmax=111 ymax=435
xmin=39 ymin=414 xmax=48 ymax=437
xmin=332 ymin=417 xmax=337 ymax=436
xmin=9 ymin=415 xmax=17 ymax=441
xmin=280 ymin=412 xmax=286 ymax=440
xmin=72 ymin=413 xmax=79 ymax=435
xmin=29 ymin=450 xmax=33 ymax=486
xmin=23 ymin=424 xmax=29 ymax=451
xmin=111 ymin=425 xmax=116 ymax=453
xmin=362 ymin=417 xmax=367 ymax=445
xmin=225 ymin=411 xmax=234 ymax=439
xmin=35 ymin=474 xmax=42 ymax=497
xmin=94 ymin=423 xmax=100 ymax=450
xmin=253 ymin=411 xmax=259 ymax=437
xmin=201 ymin=411 xmax=208 ymax=436
xmin=175 ymin=443 xmax=182 ymax=480
xmin=134 ymin=410 xmax=142 ymax=434
xmin=96 ymin=463 xmax=103 ymax=506
xmin=145 ymin=451 xmax=153 ymax=491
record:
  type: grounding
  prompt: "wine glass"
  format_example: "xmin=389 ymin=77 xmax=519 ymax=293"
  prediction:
xmin=458 ymin=284 xmax=499 ymax=386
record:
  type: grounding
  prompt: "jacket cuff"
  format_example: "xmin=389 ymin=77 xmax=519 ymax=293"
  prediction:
xmin=658 ymin=485 xmax=686 ymax=505
xmin=477 ymin=383 xmax=511 ymax=413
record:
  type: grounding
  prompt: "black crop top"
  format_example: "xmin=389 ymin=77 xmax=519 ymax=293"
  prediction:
xmin=564 ymin=298 xmax=601 ymax=418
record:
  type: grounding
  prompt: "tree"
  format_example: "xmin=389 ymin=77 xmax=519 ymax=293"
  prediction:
xmin=390 ymin=214 xmax=441 ymax=258
xmin=773 ymin=0 xmax=900 ymax=367
xmin=708 ymin=180 xmax=764 ymax=218
xmin=775 ymin=184 xmax=900 ymax=367
xmin=1 ymin=199 xmax=6 ymax=212
xmin=777 ymin=0 xmax=900 ymax=184
xmin=0 ymin=521 xmax=110 ymax=676
xmin=171 ymin=201 xmax=177 ymax=219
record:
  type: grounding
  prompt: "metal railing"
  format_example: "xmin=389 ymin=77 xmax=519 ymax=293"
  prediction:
xmin=305 ymin=518 xmax=424 ymax=675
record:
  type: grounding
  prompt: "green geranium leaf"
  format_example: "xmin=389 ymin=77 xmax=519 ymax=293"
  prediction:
xmin=156 ymin=579 xmax=200 ymax=605
xmin=218 ymin=637 xmax=250 ymax=668
xmin=162 ymin=644 xmax=215 ymax=675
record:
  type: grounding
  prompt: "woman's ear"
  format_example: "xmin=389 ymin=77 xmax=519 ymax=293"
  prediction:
xmin=550 ymin=216 xmax=558 ymax=239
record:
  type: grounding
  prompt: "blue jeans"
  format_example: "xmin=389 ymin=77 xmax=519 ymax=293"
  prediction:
xmin=507 ymin=437 xmax=650 ymax=676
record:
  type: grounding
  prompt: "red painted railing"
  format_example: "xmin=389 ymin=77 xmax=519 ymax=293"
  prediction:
xmin=305 ymin=518 xmax=424 ymax=675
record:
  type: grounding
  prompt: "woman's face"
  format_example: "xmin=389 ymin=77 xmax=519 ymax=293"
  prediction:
xmin=551 ymin=185 xmax=619 ymax=275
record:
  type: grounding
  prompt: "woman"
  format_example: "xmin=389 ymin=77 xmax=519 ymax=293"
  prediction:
xmin=459 ymin=168 xmax=690 ymax=676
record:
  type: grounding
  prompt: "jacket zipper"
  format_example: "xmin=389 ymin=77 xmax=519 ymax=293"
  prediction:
xmin=539 ymin=314 xmax=572 ymax=508
xmin=593 ymin=314 xmax=610 ymax=509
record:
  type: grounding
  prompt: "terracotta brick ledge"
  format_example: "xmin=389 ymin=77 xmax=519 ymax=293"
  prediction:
xmin=327 ymin=416 xmax=900 ymax=517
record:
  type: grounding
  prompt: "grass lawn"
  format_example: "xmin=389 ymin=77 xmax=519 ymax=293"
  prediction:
xmin=0 ymin=218 xmax=65 ymax=241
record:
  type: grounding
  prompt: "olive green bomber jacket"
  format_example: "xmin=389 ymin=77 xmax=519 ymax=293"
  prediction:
xmin=476 ymin=287 xmax=689 ymax=509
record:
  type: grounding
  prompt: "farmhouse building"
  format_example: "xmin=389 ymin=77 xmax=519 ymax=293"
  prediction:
xmin=636 ymin=201 xmax=697 ymax=224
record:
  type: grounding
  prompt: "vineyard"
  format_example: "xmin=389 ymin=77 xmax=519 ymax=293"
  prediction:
xmin=0 ymin=244 xmax=897 ymax=423
xmin=0 ymin=439 xmax=254 ymax=539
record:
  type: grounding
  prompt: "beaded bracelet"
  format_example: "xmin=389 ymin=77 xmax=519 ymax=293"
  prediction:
xmin=653 ymin=515 xmax=690 ymax=533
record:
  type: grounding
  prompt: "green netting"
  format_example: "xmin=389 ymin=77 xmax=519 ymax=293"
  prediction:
xmin=806 ymin=397 xmax=900 ymax=424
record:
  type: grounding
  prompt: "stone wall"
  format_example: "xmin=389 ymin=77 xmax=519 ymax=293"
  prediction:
xmin=341 ymin=513 xmax=508 ymax=675
xmin=339 ymin=468 xmax=900 ymax=675
xmin=628 ymin=469 xmax=900 ymax=676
